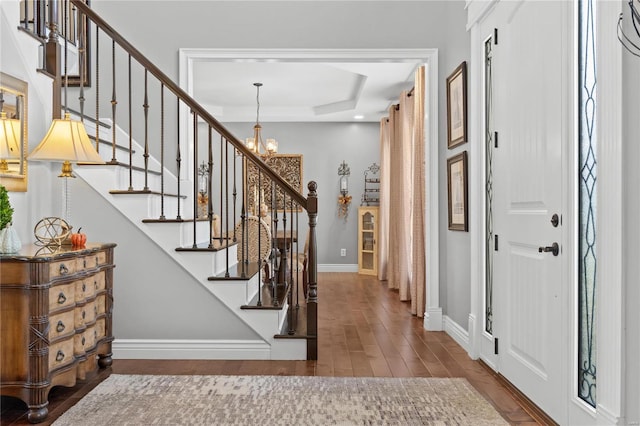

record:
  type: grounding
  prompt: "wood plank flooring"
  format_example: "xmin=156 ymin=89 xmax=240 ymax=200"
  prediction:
xmin=1 ymin=272 xmax=551 ymax=425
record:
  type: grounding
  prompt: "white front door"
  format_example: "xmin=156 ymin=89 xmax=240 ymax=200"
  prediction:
xmin=492 ymin=1 xmax=570 ymax=423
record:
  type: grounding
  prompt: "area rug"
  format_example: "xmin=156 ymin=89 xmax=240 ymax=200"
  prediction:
xmin=53 ymin=374 xmax=508 ymax=425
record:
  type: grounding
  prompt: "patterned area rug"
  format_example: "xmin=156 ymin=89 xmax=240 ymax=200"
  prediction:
xmin=53 ymin=374 xmax=508 ymax=425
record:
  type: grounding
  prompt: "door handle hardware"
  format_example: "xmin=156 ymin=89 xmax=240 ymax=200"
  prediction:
xmin=551 ymin=214 xmax=560 ymax=228
xmin=538 ymin=242 xmax=559 ymax=256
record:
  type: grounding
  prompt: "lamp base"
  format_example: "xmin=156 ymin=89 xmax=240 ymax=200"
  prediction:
xmin=58 ymin=160 xmax=76 ymax=178
xmin=0 ymin=159 xmax=8 ymax=173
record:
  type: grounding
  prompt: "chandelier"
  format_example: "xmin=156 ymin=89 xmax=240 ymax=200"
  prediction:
xmin=245 ymin=83 xmax=277 ymax=157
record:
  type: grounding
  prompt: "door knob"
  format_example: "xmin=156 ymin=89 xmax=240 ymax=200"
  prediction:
xmin=538 ymin=242 xmax=559 ymax=256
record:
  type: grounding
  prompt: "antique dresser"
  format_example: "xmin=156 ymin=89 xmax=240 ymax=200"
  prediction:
xmin=0 ymin=243 xmax=116 ymax=423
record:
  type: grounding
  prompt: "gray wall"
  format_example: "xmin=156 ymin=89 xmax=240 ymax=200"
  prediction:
xmin=222 ymin=121 xmax=380 ymax=266
xmin=89 ymin=0 xmax=472 ymax=327
xmin=5 ymin=1 xmax=472 ymax=333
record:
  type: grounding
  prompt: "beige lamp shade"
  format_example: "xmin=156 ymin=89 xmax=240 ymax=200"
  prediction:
xmin=28 ymin=113 xmax=104 ymax=177
xmin=0 ymin=112 xmax=21 ymax=173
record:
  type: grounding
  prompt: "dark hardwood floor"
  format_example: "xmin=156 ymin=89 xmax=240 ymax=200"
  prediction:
xmin=1 ymin=272 xmax=551 ymax=425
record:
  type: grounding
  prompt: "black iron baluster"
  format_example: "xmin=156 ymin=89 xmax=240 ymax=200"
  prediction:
xmin=95 ymin=25 xmax=100 ymax=156
xmin=219 ymin=135 xmax=224 ymax=249
xmin=207 ymin=126 xmax=214 ymax=249
xmin=127 ymin=54 xmax=133 ymax=191
xmin=109 ymin=39 xmax=117 ymax=163
xmin=192 ymin=110 xmax=198 ymax=248
xmin=257 ymin=169 xmax=263 ymax=307
xmin=159 ymin=83 xmax=165 ymax=220
xmin=176 ymin=98 xmax=182 ymax=220
xmin=224 ymin=139 xmax=230 ymax=277
xmin=143 ymin=69 xmax=149 ymax=191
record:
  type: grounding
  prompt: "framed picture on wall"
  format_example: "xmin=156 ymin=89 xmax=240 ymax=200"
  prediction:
xmin=446 ymin=61 xmax=467 ymax=149
xmin=447 ymin=151 xmax=468 ymax=231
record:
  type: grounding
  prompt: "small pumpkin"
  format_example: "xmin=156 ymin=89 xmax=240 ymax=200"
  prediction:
xmin=71 ymin=227 xmax=87 ymax=247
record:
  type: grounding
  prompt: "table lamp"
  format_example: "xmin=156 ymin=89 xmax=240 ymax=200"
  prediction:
xmin=28 ymin=113 xmax=105 ymax=224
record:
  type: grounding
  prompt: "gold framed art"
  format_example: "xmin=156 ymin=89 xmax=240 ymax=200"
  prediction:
xmin=447 ymin=151 xmax=468 ymax=231
xmin=246 ymin=154 xmax=303 ymax=212
xmin=446 ymin=61 xmax=467 ymax=149
xmin=0 ymin=72 xmax=28 ymax=192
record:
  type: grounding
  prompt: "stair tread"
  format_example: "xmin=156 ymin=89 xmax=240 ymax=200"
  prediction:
xmin=143 ymin=217 xmax=212 ymax=223
xmin=275 ymin=305 xmax=308 ymax=339
xmin=88 ymin=134 xmax=134 ymax=153
xmin=109 ymin=189 xmax=186 ymax=198
xmin=208 ymin=262 xmax=262 ymax=281
xmin=85 ymin=161 xmax=161 ymax=176
xmin=241 ymin=282 xmax=289 ymax=310
xmin=175 ymin=239 xmax=235 ymax=252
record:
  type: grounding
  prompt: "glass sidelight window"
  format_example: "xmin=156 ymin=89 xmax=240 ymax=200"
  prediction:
xmin=578 ymin=0 xmax=597 ymax=408
xmin=484 ymin=37 xmax=494 ymax=335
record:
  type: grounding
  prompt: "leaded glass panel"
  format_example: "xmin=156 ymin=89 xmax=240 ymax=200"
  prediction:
xmin=578 ymin=0 xmax=597 ymax=408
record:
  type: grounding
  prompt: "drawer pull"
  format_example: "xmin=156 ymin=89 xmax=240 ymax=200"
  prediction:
xmin=57 ymin=293 xmax=67 ymax=304
xmin=59 ymin=264 xmax=69 ymax=275
xmin=83 ymin=259 xmax=87 ymax=268
xmin=56 ymin=350 xmax=65 ymax=362
xmin=95 ymin=257 xmax=99 ymax=266
xmin=82 ymin=310 xmax=86 ymax=320
xmin=82 ymin=283 xmax=86 ymax=292
xmin=81 ymin=336 xmax=86 ymax=346
xmin=94 ymin=280 xmax=98 ymax=290
xmin=56 ymin=321 xmax=65 ymax=333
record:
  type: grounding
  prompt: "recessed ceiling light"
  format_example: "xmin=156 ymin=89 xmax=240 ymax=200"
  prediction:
xmin=353 ymin=115 xmax=365 ymax=120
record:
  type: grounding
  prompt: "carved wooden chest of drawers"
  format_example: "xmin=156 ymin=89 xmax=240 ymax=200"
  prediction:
xmin=0 ymin=243 xmax=116 ymax=423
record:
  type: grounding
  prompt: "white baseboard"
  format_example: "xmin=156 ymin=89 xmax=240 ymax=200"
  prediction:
xmin=318 ymin=264 xmax=358 ymax=272
xmin=112 ymin=339 xmax=271 ymax=360
xmin=424 ymin=307 xmax=443 ymax=331
xmin=443 ymin=315 xmax=470 ymax=352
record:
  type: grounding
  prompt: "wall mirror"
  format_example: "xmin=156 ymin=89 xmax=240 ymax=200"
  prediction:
xmin=0 ymin=72 xmax=28 ymax=192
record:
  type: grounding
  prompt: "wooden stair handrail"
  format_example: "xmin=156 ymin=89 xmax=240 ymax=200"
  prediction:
xmin=69 ymin=0 xmax=308 ymax=209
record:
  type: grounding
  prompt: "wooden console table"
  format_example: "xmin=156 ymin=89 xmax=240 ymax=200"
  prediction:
xmin=0 ymin=242 xmax=116 ymax=423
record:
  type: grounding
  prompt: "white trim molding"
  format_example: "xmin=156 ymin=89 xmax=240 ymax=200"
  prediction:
xmin=179 ymin=48 xmax=441 ymax=326
xmin=318 ymin=264 xmax=358 ymax=273
xmin=443 ymin=315 xmax=470 ymax=353
xmin=424 ymin=307 xmax=443 ymax=331
xmin=593 ymin=0 xmax=624 ymax=424
xmin=112 ymin=339 xmax=271 ymax=360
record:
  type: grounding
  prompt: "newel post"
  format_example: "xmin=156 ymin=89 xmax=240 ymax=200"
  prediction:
xmin=306 ymin=181 xmax=318 ymax=360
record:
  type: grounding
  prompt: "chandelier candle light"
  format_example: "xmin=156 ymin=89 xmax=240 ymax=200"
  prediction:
xmin=245 ymin=83 xmax=278 ymax=157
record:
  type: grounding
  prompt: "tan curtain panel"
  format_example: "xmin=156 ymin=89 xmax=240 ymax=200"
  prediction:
xmin=387 ymin=97 xmax=412 ymax=300
xmin=378 ymin=65 xmax=427 ymax=317
xmin=411 ymin=66 xmax=426 ymax=317
xmin=378 ymin=118 xmax=390 ymax=281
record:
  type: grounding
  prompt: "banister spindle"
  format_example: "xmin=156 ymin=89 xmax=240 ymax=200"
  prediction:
xmin=143 ymin=69 xmax=149 ymax=191
xmin=110 ymin=39 xmax=117 ymax=163
xmin=92 ymin=21 xmax=99 ymax=151
xmin=78 ymin=7 xmax=86 ymax=125
xmin=176 ymin=97 xmax=182 ymax=220
xmin=159 ymin=83 xmax=165 ymax=220
xmin=207 ymin=127 xmax=214 ymax=249
xmin=224 ymin=139 xmax=230 ymax=277
xmin=192 ymin=110 xmax=198 ymax=248
xmin=127 ymin=54 xmax=133 ymax=191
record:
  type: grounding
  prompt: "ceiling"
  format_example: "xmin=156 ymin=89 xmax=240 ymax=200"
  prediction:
xmin=190 ymin=60 xmax=421 ymax=123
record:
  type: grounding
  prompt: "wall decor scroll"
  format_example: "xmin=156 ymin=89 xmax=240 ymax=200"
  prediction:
xmin=246 ymin=154 xmax=303 ymax=212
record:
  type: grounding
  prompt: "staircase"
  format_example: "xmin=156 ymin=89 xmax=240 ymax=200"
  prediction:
xmin=7 ymin=0 xmax=318 ymax=360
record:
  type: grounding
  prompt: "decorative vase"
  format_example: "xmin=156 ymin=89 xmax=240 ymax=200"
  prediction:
xmin=0 ymin=224 xmax=22 ymax=253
